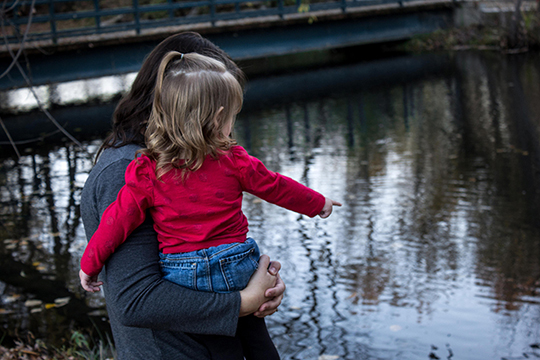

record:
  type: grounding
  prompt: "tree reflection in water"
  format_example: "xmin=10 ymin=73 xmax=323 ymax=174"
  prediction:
xmin=1 ymin=51 xmax=540 ymax=359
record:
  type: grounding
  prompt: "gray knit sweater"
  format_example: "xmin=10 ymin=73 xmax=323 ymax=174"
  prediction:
xmin=81 ymin=144 xmax=241 ymax=360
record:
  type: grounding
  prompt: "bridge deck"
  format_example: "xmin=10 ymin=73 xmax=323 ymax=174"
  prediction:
xmin=1 ymin=0 xmax=454 ymax=55
xmin=0 ymin=0 xmax=455 ymax=90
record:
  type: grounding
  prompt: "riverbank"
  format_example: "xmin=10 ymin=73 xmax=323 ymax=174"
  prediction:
xmin=403 ymin=10 xmax=540 ymax=52
xmin=0 ymin=331 xmax=114 ymax=360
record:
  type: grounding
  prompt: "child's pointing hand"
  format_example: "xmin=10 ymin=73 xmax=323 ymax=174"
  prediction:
xmin=319 ymin=197 xmax=342 ymax=218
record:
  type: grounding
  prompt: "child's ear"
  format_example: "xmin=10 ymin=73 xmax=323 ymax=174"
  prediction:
xmin=213 ymin=106 xmax=225 ymax=127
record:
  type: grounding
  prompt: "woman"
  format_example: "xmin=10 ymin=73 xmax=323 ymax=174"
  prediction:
xmin=81 ymin=32 xmax=285 ymax=360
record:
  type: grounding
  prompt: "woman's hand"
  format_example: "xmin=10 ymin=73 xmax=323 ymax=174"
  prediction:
xmin=79 ymin=269 xmax=103 ymax=293
xmin=239 ymin=255 xmax=279 ymax=317
xmin=254 ymin=271 xmax=285 ymax=318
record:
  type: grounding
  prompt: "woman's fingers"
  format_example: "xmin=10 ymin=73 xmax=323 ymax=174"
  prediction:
xmin=268 ymin=260 xmax=281 ymax=275
xmin=264 ymin=273 xmax=285 ymax=299
xmin=258 ymin=254 xmax=271 ymax=272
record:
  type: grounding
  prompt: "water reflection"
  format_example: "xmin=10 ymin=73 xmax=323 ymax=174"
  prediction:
xmin=1 ymin=51 xmax=540 ymax=359
xmin=2 ymin=73 xmax=137 ymax=113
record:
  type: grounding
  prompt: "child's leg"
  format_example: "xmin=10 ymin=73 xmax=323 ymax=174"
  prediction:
xmin=159 ymin=238 xmax=260 ymax=293
xmin=237 ymin=315 xmax=280 ymax=360
xmin=160 ymin=238 xmax=279 ymax=359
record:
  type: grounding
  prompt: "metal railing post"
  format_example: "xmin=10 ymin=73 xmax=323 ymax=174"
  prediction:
xmin=210 ymin=0 xmax=216 ymax=26
xmin=133 ymin=0 xmax=141 ymax=34
xmin=167 ymin=0 xmax=174 ymax=20
xmin=341 ymin=0 xmax=347 ymax=13
xmin=94 ymin=0 xmax=101 ymax=32
xmin=278 ymin=0 xmax=284 ymax=19
xmin=49 ymin=0 xmax=57 ymax=44
xmin=13 ymin=2 xmax=21 ymax=36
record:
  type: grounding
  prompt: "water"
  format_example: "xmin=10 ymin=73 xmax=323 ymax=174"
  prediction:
xmin=1 ymin=51 xmax=540 ymax=359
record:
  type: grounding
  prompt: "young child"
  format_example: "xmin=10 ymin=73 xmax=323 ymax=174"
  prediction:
xmin=80 ymin=51 xmax=341 ymax=359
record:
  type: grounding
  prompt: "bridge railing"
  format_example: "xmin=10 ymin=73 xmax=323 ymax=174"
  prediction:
xmin=2 ymin=0 xmax=418 ymax=45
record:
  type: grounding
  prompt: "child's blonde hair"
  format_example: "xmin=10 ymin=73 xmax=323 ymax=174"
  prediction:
xmin=143 ymin=51 xmax=243 ymax=178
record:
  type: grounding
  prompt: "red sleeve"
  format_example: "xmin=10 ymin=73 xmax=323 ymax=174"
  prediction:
xmin=81 ymin=156 xmax=155 ymax=277
xmin=232 ymin=146 xmax=325 ymax=217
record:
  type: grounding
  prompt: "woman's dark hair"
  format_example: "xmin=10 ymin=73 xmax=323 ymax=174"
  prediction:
xmin=96 ymin=31 xmax=245 ymax=159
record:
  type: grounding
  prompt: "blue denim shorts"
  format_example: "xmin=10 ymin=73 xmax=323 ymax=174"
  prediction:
xmin=159 ymin=238 xmax=260 ymax=293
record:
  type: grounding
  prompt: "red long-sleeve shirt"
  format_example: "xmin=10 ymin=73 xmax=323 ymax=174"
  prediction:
xmin=81 ymin=145 xmax=325 ymax=276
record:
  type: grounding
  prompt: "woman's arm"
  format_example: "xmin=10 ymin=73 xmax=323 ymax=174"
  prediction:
xmin=102 ymin=217 xmax=242 ymax=335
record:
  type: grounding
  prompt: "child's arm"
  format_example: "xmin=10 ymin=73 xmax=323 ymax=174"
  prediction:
xmin=233 ymin=146 xmax=339 ymax=218
xmin=80 ymin=157 xmax=154 ymax=286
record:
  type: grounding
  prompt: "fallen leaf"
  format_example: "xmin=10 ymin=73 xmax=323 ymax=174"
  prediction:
xmin=24 ymin=300 xmax=42 ymax=307
xmin=21 ymin=349 xmax=39 ymax=356
xmin=30 ymin=308 xmax=42 ymax=313
xmin=45 ymin=303 xmax=56 ymax=309
xmin=54 ymin=297 xmax=71 ymax=306
xmin=4 ymin=294 xmax=21 ymax=303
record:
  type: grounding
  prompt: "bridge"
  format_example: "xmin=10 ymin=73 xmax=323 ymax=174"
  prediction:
xmin=0 ymin=0 xmax=457 ymax=90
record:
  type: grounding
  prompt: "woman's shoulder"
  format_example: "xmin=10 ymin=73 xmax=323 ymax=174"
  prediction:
xmin=99 ymin=144 xmax=142 ymax=165
xmin=87 ymin=145 xmax=141 ymax=185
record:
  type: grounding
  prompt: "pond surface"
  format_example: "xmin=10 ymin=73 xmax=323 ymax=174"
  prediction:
xmin=1 ymin=50 xmax=540 ymax=360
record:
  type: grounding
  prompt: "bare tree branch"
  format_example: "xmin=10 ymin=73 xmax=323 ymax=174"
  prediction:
xmin=0 ymin=0 xmax=35 ymax=80
xmin=0 ymin=0 xmax=88 ymax=152
xmin=0 ymin=114 xmax=21 ymax=158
